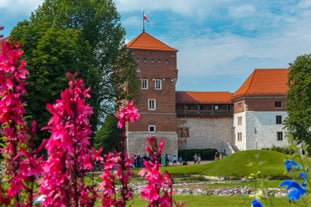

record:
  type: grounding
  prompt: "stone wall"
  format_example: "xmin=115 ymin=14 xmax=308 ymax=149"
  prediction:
xmin=126 ymin=131 xmax=178 ymax=157
xmin=177 ymin=117 xmax=234 ymax=153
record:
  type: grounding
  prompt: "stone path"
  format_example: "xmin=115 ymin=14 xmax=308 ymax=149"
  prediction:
xmin=129 ymin=180 xmax=287 ymax=197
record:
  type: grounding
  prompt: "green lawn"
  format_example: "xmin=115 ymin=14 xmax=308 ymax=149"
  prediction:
xmin=124 ymin=195 xmax=296 ymax=207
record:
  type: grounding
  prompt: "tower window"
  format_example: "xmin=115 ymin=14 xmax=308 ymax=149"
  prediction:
xmin=148 ymin=99 xmax=156 ymax=110
xmin=141 ymin=79 xmax=148 ymax=89
xmin=155 ymin=79 xmax=162 ymax=90
xmin=148 ymin=125 xmax=156 ymax=133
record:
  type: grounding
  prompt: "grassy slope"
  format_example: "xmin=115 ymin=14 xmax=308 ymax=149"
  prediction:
xmin=160 ymin=150 xmax=289 ymax=179
xmin=116 ymin=150 xmax=299 ymax=207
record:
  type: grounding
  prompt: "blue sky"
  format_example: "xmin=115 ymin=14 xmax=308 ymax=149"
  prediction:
xmin=2 ymin=0 xmax=311 ymax=92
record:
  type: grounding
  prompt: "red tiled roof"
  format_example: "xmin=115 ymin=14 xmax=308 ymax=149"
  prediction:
xmin=232 ymin=68 xmax=289 ymax=99
xmin=176 ymin=91 xmax=233 ymax=104
xmin=127 ymin=32 xmax=177 ymax=51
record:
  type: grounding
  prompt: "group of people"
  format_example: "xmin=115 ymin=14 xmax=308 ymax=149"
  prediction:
xmin=214 ymin=151 xmax=223 ymax=160
xmin=162 ymin=154 xmax=184 ymax=166
xmin=130 ymin=154 xmax=150 ymax=168
xmin=130 ymin=154 xmax=185 ymax=168
xmin=131 ymin=152 xmax=225 ymax=167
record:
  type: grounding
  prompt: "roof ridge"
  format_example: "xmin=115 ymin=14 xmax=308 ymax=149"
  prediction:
xmin=232 ymin=70 xmax=256 ymax=98
xmin=126 ymin=32 xmax=144 ymax=48
xmin=246 ymin=69 xmax=257 ymax=94
xmin=127 ymin=32 xmax=177 ymax=51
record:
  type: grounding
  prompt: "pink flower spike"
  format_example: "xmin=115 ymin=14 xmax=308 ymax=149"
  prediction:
xmin=39 ymin=72 xmax=97 ymax=206
xmin=0 ymin=38 xmax=41 ymax=205
xmin=114 ymin=100 xmax=140 ymax=129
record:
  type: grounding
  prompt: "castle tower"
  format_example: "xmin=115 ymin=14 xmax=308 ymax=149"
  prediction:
xmin=126 ymin=32 xmax=178 ymax=156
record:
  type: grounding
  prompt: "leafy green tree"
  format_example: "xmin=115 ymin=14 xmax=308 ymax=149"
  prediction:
xmin=285 ymin=54 xmax=311 ymax=145
xmin=94 ymin=114 xmax=121 ymax=153
xmin=10 ymin=0 xmax=139 ymax=142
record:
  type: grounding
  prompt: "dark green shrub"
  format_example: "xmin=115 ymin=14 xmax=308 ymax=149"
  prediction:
xmin=178 ymin=148 xmax=217 ymax=161
xmin=262 ymin=145 xmax=295 ymax=155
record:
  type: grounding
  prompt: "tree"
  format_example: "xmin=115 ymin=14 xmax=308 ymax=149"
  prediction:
xmin=285 ymin=54 xmax=311 ymax=146
xmin=9 ymin=0 xmax=139 ymax=142
xmin=94 ymin=114 xmax=121 ymax=153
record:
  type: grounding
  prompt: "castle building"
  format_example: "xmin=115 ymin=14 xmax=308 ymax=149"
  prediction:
xmin=126 ymin=32 xmax=289 ymax=156
xmin=126 ymin=32 xmax=179 ymax=156
xmin=232 ymin=69 xmax=289 ymax=151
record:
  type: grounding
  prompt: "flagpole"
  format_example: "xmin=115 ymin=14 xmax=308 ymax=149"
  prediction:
xmin=143 ymin=11 xmax=145 ymax=32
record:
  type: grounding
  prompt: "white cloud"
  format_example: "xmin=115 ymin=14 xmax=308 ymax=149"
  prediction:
xmin=298 ymin=0 xmax=311 ymax=8
xmin=228 ymin=4 xmax=256 ymax=18
xmin=115 ymin=0 xmax=231 ymax=19
xmin=0 ymin=0 xmax=43 ymax=14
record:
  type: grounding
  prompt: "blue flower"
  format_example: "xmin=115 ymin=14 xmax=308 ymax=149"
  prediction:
xmin=287 ymin=188 xmax=304 ymax=201
xmin=251 ymin=200 xmax=264 ymax=207
xmin=283 ymin=160 xmax=302 ymax=172
xmin=298 ymin=172 xmax=307 ymax=187
xmin=280 ymin=180 xmax=306 ymax=201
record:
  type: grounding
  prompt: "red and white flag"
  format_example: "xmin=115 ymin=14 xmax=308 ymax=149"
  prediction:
xmin=144 ymin=14 xmax=150 ymax=22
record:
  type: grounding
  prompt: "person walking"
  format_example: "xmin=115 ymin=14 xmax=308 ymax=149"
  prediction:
xmin=172 ymin=155 xmax=177 ymax=165
xmin=193 ymin=153 xmax=198 ymax=164
xmin=197 ymin=154 xmax=201 ymax=164
xmin=178 ymin=156 xmax=183 ymax=165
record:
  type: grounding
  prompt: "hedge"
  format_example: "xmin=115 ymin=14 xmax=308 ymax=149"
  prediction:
xmin=178 ymin=148 xmax=217 ymax=162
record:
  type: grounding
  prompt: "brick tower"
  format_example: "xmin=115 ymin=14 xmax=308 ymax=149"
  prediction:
xmin=126 ymin=32 xmax=178 ymax=157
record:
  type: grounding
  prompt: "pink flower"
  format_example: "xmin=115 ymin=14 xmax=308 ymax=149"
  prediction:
xmin=0 ymin=37 xmax=41 ymax=205
xmin=98 ymin=151 xmax=134 ymax=207
xmin=139 ymin=137 xmax=181 ymax=207
xmin=115 ymin=100 xmax=140 ymax=129
xmin=39 ymin=72 xmax=97 ymax=206
xmin=140 ymin=185 xmax=159 ymax=202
